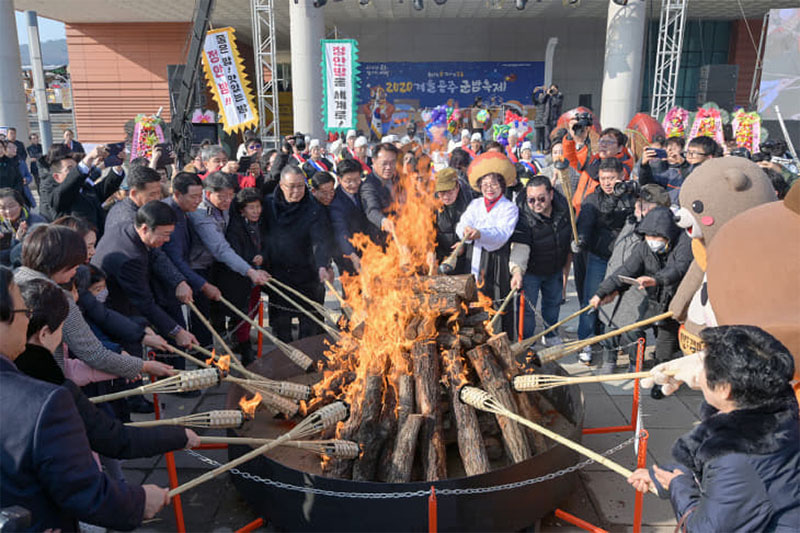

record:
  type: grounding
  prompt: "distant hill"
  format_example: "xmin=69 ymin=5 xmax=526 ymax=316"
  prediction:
xmin=20 ymin=38 xmax=69 ymax=67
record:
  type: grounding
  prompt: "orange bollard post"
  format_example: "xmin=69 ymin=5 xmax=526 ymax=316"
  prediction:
xmin=147 ymin=351 xmax=186 ymax=533
xmin=256 ymin=300 xmax=264 ymax=359
xmin=517 ymin=291 xmax=525 ymax=342
xmin=554 ymin=509 xmax=609 ymax=533
xmin=631 ymin=337 xmax=645 ymax=425
xmin=236 ymin=517 xmax=265 ymax=533
xmin=428 ymin=486 xmax=437 ymax=533
xmin=632 ymin=429 xmax=649 ymax=533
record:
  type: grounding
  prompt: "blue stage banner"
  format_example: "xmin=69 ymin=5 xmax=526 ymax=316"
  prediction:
xmin=359 ymin=61 xmax=545 ymax=109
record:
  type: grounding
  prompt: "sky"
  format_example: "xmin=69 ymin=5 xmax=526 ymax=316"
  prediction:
xmin=15 ymin=11 xmax=66 ymax=44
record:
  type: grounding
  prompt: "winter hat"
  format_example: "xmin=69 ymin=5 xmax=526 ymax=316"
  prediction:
xmin=467 ymin=152 xmax=517 ymax=191
xmin=640 ymin=184 xmax=671 ymax=207
xmin=354 ymin=136 xmax=368 ymax=148
xmin=470 ymin=132 xmax=482 ymax=142
xmin=309 ymin=139 xmax=320 ymax=149
xmin=521 ymin=141 xmax=532 ymax=153
xmin=435 ymin=167 xmax=459 ymax=193
xmin=346 ymin=129 xmax=357 ymax=139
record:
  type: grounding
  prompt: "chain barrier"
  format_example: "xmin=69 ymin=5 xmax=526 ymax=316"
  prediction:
xmin=183 ymin=432 xmax=644 ymax=499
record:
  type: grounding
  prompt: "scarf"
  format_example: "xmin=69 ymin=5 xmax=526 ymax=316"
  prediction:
xmin=484 ymin=195 xmax=502 ymax=213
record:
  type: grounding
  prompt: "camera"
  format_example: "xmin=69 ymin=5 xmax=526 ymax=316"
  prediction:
xmin=759 ymin=139 xmax=787 ymax=158
xmin=572 ymin=111 xmax=593 ymax=134
xmin=554 ymin=158 xmax=570 ymax=171
xmin=613 ymin=180 xmax=641 ymax=198
xmin=730 ymin=147 xmax=751 ymax=160
xmin=293 ymin=133 xmax=307 ymax=152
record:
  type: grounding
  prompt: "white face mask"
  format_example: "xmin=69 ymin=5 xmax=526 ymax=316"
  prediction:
xmin=94 ymin=288 xmax=109 ymax=303
xmin=646 ymin=239 xmax=667 ymax=253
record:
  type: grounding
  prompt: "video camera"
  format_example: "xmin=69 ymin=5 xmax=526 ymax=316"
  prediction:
xmin=572 ymin=111 xmax=593 ymax=135
xmin=613 ymin=180 xmax=641 ymax=198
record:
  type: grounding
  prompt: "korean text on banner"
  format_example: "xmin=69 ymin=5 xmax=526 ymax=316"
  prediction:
xmin=202 ymin=27 xmax=259 ymax=134
xmin=321 ymin=39 xmax=360 ymax=133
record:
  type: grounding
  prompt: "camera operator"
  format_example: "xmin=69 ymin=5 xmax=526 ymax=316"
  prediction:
xmin=562 ymin=111 xmax=593 ymax=172
xmin=531 ymin=85 xmax=563 ymax=152
xmin=639 ymin=136 xmax=689 ymax=205
xmin=753 ymin=139 xmax=799 ymax=184
xmin=572 ymin=158 xmax=635 ymax=364
xmin=288 ymin=132 xmax=308 ymax=167
xmin=571 ymin=128 xmax=633 ymax=216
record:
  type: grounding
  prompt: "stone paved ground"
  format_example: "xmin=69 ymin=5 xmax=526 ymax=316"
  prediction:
xmin=126 ymin=274 xmax=698 ymax=532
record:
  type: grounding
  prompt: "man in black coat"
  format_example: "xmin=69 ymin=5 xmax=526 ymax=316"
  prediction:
xmin=0 ymin=267 xmax=167 ymax=532
xmin=590 ymin=206 xmax=691 ymax=373
xmin=62 ymin=128 xmax=85 ymax=155
xmin=0 ymin=140 xmax=26 ymax=203
xmin=433 ymin=167 xmax=473 ymax=275
xmin=573 ymin=158 xmax=635 ymax=362
xmin=92 ymin=201 xmax=198 ymax=348
xmin=329 ymin=159 xmax=377 ymax=275
xmin=39 ymin=144 xmax=124 ymax=231
xmin=262 ymin=166 xmax=332 ymax=342
xmin=510 ymin=176 xmax=573 ymax=342
xmin=360 ymin=142 xmax=401 ymax=240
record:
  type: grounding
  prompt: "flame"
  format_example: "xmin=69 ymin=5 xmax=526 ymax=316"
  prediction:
xmin=206 ymin=352 xmax=230 ymax=373
xmin=238 ymin=392 xmax=262 ymax=418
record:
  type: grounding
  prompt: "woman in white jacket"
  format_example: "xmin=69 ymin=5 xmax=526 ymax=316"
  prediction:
xmin=456 ymin=152 xmax=519 ymax=334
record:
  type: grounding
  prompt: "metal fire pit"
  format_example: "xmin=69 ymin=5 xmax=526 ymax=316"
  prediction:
xmin=225 ymin=335 xmax=585 ymax=532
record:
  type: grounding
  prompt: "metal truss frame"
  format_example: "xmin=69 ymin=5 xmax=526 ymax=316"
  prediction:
xmin=650 ymin=0 xmax=688 ymax=118
xmin=250 ymin=0 xmax=281 ymax=148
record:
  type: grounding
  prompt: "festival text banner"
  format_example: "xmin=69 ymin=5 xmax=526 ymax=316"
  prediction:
xmin=321 ymin=39 xmax=360 ymax=133
xmin=359 ymin=61 xmax=544 ymax=109
xmin=202 ymin=27 xmax=259 ymax=134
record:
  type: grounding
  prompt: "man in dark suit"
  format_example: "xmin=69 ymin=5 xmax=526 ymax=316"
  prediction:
xmin=0 ymin=266 xmax=168 ymax=532
xmin=62 ymin=128 xmax=85 ymax=154
xmin=359 ymin=142 xmax=400 ymax=240
xmin=329 ymin=159 xmax=377 ymax=274
xmin=92 ymin=201 xmax=198 ymax=348
xmin=39 ymin=144 xmax=124 ymax=231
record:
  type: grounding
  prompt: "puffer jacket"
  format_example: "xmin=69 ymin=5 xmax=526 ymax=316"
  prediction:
xmin=576 ymin=188 xmax=635 ymax=260
xmin=595 ymin=206 xmax=691 ymax=309
xmin=667 ymin=393 xmax=800 ymax=532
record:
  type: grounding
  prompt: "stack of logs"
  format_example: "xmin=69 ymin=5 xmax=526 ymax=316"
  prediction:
xmin=316 ymin=274 xmax=548 ymax=483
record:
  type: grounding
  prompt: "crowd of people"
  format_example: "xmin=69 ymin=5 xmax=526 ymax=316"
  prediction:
xmin=0 ymin=104 xmax=798 ymax=531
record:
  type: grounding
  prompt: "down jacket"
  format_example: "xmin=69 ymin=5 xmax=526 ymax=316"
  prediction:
xmin=595 ymin=206 xmax=692 ymax=310
xmin=666 ymin=393 xmax=800 ymax=532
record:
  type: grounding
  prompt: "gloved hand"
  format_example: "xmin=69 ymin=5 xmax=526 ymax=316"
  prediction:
xmin=640 ymin=351 xmax=705 ymax=396
xmin=570 ymin=240 xmax=582 ymax=254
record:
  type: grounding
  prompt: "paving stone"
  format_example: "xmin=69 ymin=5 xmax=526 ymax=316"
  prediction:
xmin=582 ymin=392 xmax=628 ymax=429
xmin=625 ymin=395 xmax=701 ymax=429
xmin=583 ymin=471 xmax=677 ymax=527
xmin=580 ymin=431 xmax=639 ymax=472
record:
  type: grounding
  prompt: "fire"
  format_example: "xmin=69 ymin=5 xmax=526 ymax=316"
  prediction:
xmin=206 ymin=353 xmax=230 ymax=373
xmin=238 ymin=392 xmax=262 ymax=418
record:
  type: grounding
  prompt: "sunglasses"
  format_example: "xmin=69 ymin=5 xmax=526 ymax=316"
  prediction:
xmin=527 ymin=196 xmax=548 ymax=204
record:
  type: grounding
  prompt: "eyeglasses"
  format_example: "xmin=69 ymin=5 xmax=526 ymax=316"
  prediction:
xmin=11 ymin=308 xmax=32 ymax=319
xmin=527 ymin=196 xmax=548 ymax=204
xmin=248 ymin=144 xmax=262 ymax=150
xmin=598 ymin=140 xmax=618 ymax=147
xmin=686 ymin=150 xmax=709 ymax=157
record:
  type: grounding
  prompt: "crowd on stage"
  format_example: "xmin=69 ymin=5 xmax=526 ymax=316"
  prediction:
xmin=0 ymin=92 xmax=798 ymax=531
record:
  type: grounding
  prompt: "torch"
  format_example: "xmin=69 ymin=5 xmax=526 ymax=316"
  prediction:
xmin=89 ymin=368 xmax=222 ymax=403
xmin=438 ymin=236 xmax=468 ymax=275
xmin=513 ymin=369 xmax=676 ymax=392
xmin=197 ymin=437 xmax=361 ymax=460
xmin=167 ymin=401 xmax=349 ymax=497
xmin=459 ymin=386 xmax=657 ymax=495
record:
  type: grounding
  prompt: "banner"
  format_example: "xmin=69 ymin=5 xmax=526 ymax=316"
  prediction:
xmin=321 ymin=39 xmax=360 ymax=133
xmin=359 ymin=61 xmax=544 ymax=110
xmin=201 ymin=27 xmax=258 ymax=134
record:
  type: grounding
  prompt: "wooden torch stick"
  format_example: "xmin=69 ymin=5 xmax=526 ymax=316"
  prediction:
xmin=265 ymin=280 xmax=341 ymax=341
xmin=162 ymin=344 xmax=210 ymax=369
xmin=216 ymin=295 xmax=314 ymax=371
xmin=185 ymin=300 xmax=245 ymax=370
xmin=460 ymin=386 xmax=657 ymax=495
xmin=513 ymin=370 xmax=676 ymax=392
xmin=324 ymin=279 xmax=352 ymax=320
xmin=536 ymin=312 xmax=674 ymax=365
xmin=438 ymin=236 xmax=468 ymax=275
xmin=512 ymin=304 xmax=593 ymax=355
xmin=558 ymin=169 xmax=580 ymax=245
xmin=267 ymin=277 xmax=338 ymax=326
xmin=487 ymin=288 xmax=518 ymax=334
xmin=168 ymin=401 xmax=349 ymax=497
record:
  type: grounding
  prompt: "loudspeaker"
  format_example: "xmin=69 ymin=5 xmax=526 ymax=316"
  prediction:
xmin=697 ymin=64 xmax=738 ymax=109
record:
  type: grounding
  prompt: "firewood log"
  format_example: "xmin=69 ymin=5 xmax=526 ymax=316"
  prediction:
xmin=443 ymin=349 xmax=490 ymax=476
xmin=352 ymin=374 xmax=385 ymax=481
xmin=386 ymin=414 xmax=424 ymax=483
xmin=487 ymin=333 xmax=547 ymax=454
xmin=412 ymin=341 xmax=447 ymax=481
xmin=465 ymin=344 xmax=531 ymax=463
